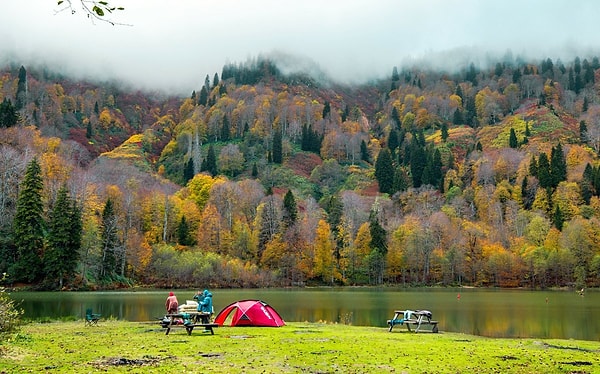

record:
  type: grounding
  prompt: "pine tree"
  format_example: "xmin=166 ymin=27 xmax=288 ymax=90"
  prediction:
xmin=44 ymin=185 xmax=81 ymax=288
xmin=441 ymin=123 xmax=449 ymax=142
xmin=391 ymin=66 xmax=400 ymax=82
xmin=410 ymin=142 xmax=427 ymax=188
xmin=177 ymin=216 xmax=194 ymax=246
xmin=537 ymin=153 xmax=551 ymax=189
xmin=550 ymin=143 xmax=567 ymax=188
xmin=221 ymin=115 xmax=230 ymax=141
xmin=322 ymin=101 xmax=331 ymax=120
xmin=282 ymin=190 xmax=298 ymax=228
xmin=213 ymin=72 xmax=220 ymax=87
xmin=360 ymin=140 xmax=369 ymax=162
xmin=374 ymin=148 xmax=395 ymax=194
xmin=553 ymin=205 xmax=564 ymax=231
xmin=183 ymin=158 xmax=194 ymax=183
xmin=0 ymin=98 xmax=19 ymax=128
xmin=509 ymin=128 xmax=518 ymax=148
xmin=529 ymin=155 xmax=538 ymax=177
xmin=272 ymin=130 xmax=283 ymax=164
xmin=11 ymin=158 xmax=44 ymax=282
xmin=391 ymin=106 xmax=401 ymax=128
xmin=201 ymin=145 xmax=218 ymax=176
xmin=198 ymin=86 xmax=208 ymax=106
xmin=15 ymin=66 xmax=27 ymax=111
xmin=251 ymin=162 xmax=258 ymax=178
xmin=388 ymin=128 xmax=399 ymax=152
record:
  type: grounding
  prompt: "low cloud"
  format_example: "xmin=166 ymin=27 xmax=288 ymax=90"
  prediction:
xmin=1 ymin=0 xmax=599 ymax=95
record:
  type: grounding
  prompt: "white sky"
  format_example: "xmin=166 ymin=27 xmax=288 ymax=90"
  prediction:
xmin=1 ymin=0 xmax=600 ymax=95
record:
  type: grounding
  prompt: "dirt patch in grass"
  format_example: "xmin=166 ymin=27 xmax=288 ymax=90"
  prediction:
xmin=92 ymin=355 xmax=163 ymax=368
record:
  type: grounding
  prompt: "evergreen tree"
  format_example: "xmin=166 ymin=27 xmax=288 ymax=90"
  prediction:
xmin=553 ymin=205 xmax=564 ymax=231
xmin=393 ymin=166 xmax=410 ymax=192
xmin=581 ymin=163 xmax=597 ymax=203
xmin=441 ymin=123 xmax=449 ymax=142
xmin=94 ymin=101 xmax=99 ymax=115
xmin=282 ymin=190 xmax=298 ymax=228
xmin=176 ymin=216 xmax=194 ymax=246
xmin=183 ymin=157 xmax=194 ymax=183
xmin=388 ymin=128 xmax=399 ymax=152
xmin=509 ymin=128 xmax=518 ymax=148
xmin=11 ymin=158 xmax=44 ymax=282
xmin=521 ymin=177 xmax=532 ymax=210
xmin=251 ymin=162 xmax=258 ymax=178
xmin=204 ymin=74 xmax=211 ymax=93
xmin=537 ymin=152 xmax=551 ymax=189
xmin=213 ymin=72 xmax=220 ymax=87
xmin=198 ymin=86 xmax=208 ymax=106
xmin=100 ymin=198 xmax=119 ymax=279
xmin=374 ymin=148 xmax=395 ymax=194
xmin=455 ymin=84 xmax=464 ymax=100
xmin=550 ymin=143 xmax=567 ymax=188
xmin=529 ymin=155 xmax=538 ymax=177
xmin=221 ymin=115 xmax=230 ymax=141
xmin=431 ymin=148 xmax=443 ymax=189
xmin=568 ymin=68 xmax=575 ymax=91
xmin=391 ymin=106 xmax=401 ymax=128
xmin=391 ymin=66 xmax=400 ymax=82
xmin=272 ymin=130 xmax=283 ymax=164
xmin=322 ymin=101 xmax=331 ymax=119
xmin=201 ymin=145 xmax=218 ymax=176
xmin=15 ymin=66 xmax=27 ymax=111
xmin=410 ymin=142 xmax=427 ymax=188
xmin=512 ymin=68 xmax=522 ymax=83
xmin=0 ymin=98 xmax=19 ymax=128
xmin=86 ymin=121 xmax=93 ymax=138
xmin=44 ymin=185 xmax=81 ymax=288
xmin=360 ymin=140 xmax=369 ymax=162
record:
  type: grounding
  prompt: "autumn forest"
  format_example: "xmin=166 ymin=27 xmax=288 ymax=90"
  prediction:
xmin=1 ymin=54 xmax=600 ymax=290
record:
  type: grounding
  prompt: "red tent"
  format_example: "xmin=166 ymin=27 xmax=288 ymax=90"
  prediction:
xmin=214 ymin=299 xmax=285 ymax=327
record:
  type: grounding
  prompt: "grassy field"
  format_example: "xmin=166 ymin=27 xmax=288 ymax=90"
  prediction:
xmin=1 ymin=320 xmax=599 ymax=373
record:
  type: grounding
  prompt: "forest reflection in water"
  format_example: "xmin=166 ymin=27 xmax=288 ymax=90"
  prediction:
xmin=11 ymin=287 xmax=598 ymax=341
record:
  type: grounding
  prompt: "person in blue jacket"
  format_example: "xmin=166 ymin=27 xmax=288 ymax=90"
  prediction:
xmin=198 ymin=289 xmax=213 ymax=324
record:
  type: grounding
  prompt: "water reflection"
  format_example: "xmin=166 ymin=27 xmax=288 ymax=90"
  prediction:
xmin=10 ymin=288 xmax=599 ymax=341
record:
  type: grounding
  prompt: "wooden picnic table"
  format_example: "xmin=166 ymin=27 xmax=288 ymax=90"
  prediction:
xmin=387 ymin=310 xmax=438 ymax=333
xmin=160 ymin=313 xmax=218 ymax=335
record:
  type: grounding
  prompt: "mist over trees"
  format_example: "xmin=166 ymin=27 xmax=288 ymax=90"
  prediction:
xmin=1 ymin=53 xmax=600 ymax=290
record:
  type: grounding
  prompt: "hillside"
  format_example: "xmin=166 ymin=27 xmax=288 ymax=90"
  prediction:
xmin=1 ymin=55 xmax=600 ymax=290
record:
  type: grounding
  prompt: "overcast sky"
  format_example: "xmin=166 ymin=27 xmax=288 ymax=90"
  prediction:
xmin=1 ymin=0 xmax=600 ymax=95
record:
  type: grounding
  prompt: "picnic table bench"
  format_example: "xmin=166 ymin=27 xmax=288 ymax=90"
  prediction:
xmin=387 ymin=310 xmax=438 ymax=333
xmin=160 ymin=313 xmax=218 ymax=335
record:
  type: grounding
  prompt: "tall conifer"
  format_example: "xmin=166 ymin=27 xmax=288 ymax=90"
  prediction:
xmin=12 ymin=158 xmax=44 ymax=282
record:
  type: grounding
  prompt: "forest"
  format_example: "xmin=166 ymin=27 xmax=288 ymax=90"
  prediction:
xmin=1 ymin=54 xmax=600 ymax=290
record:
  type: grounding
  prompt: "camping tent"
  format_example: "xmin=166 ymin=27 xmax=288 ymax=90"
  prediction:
xmin=214 ymin=299 xmax=285 ymax=327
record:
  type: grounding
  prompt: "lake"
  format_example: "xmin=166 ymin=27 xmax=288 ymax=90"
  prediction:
xmin=9 ymin=288 xmax=599 ymax=341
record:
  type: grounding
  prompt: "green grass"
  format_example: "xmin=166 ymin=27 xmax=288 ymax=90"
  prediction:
xmin=1 ymin=320 xmax=599 ymax=373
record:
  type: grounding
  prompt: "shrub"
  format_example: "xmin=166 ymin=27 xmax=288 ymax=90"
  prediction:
xmin=0 ymin=274 xmax=23 ymax=337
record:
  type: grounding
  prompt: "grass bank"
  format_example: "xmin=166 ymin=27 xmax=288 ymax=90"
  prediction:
xmin=1 ymin=320 xmax=599 ymax=373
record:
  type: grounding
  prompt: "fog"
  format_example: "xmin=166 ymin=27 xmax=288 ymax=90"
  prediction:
xmin=1 ymin=0 xmax=599 ymax=95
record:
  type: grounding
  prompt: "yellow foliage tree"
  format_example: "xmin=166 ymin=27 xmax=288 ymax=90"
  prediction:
xmin=313 ymin=219 xmax=336 ymax=283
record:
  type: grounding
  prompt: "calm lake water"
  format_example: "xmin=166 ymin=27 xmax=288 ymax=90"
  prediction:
xmin=9 ymin=288 xmax=599 ymax=341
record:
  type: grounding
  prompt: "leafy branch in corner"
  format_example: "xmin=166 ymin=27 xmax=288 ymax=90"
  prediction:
xmin=55 ymin=0 xmax=130 ymax=26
